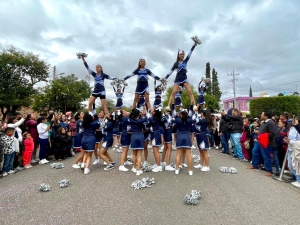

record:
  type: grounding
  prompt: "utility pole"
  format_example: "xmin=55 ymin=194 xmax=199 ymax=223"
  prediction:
xmin=85 ymin=74 xmax=91 ymax=87
xmin=228 ymin=70 xmax=239 ymax=108
xmin=53 ymin=66 xmax=57 ymax=80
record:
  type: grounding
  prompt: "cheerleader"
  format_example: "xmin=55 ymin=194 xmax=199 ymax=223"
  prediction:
xmin=161 ymin=107 xmax=175 ymax=171
xmin=72 ymin=112 xmax=84 ymax=169
xmin=163 ymin=39 xmax=198 ymax=108
xmin=119 ymin=110 xmax=132 ymax=172
xmin=92 ymin=111 xmax=105 ymax=165
xmin=173 ymin=109 xmax=194 ymax=175
xmin=123 ymin=58 xmax=161 ymax=110
xmin=81 ymin=56 xmax=117 ymax=116
xmin=197 ymin=78 xmax=211 ymax=110
xmin=99 ymin=114 xmax=116 ymax=171
xmin=148 ymin=108 xmax=164 ymax=172
xmin=193 ymin=109 xmax=213 ymax=171
xmin=80 ymin=111 xmax=100 ymax=175
xmin=112 ymin=111 xmax=121 ymax=148
xmin=169 ymin=86 xmax=183 ymax=111
xmin=137 ymin=94 xmax=146 ymax=111
xmin=153 ymin=80 xmax=162 ymax=108
xmin=128 ymin=109 xmax=148 ymax=175
xmin=113 ymin=85 xmax=125 ymax=110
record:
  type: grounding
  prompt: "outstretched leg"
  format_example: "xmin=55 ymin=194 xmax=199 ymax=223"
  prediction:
xmin=183 ymin=83 xmax=195 ymax=106
xmin=132 ymin=94 xmax=139 ymax=109
xmin=168 ymin=84 xmax=180 ymax=107
xmin=144 ymin=92 xmax=151 ymax=110
xmin=88 ymin=96 xmax=96 ymax=112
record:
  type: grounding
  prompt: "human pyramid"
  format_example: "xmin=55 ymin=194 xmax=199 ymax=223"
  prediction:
xmin=73 ymin=36 xmax=213 ymax=175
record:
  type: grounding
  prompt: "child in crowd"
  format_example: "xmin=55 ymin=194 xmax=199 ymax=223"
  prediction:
xmin=23 ymin=132 xmax=34 ymax=169
xmin=0 ymin=127 xmax=19 ymax=177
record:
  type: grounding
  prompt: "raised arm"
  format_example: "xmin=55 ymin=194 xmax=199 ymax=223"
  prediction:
xmin=184 ymin=44 xmax=196 ymax=63
xmin=147 ymin=69 xmax=160 ymax=80
xmin=81 ymin=57 xmax=96 ymax=77
xmin=164 ymin=65 xmax=176 ymax=80
xmin=113 ymin=86 xmax=117 ymax=94
xmin=103 ymin=73 xmax=117 ymax=81
xmin=123 ymin=71 xmax=137 ymax=80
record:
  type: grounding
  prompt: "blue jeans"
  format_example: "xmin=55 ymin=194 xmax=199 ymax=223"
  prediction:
xmin=210 ymin=131 xmax=215 ymax=147
xmin=221 ymin=133 xmax=229 ymax=153
xmin=230 ymin=133 xmax=243 ymax=159
xmin=288 ymin=151 xmax=300 ymax=182
xmin=260 ymin=145 xmax=273 ymax=173
xmin=252 ymin=142 xmax=262 ymax=169
xmin=272 ymin=150 xmax=279 ymax=173
xmin=3 ymin=152 xmax=15 ymax=172
xmin=39 ymin=138 xmax=48 ymax=160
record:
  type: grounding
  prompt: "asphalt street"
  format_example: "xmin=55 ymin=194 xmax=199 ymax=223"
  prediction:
xmin=1 ymin=147 xmax=300 ymax=225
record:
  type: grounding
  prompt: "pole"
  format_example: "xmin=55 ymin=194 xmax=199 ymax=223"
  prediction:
xmin=228 ymin=70 xmax=239 ymax=108
xmin=53 ymin=66 xmax=56 ymax=80
xmin=273 ymin=149 xmax=290 ymax=182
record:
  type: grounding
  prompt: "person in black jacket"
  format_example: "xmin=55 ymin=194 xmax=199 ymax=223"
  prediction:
xmin=221 ymin=108 xmax=244 ymax=160
xmin=219 ymin=114 xmax=229 ymax=155
xmin=53 ymin=127 xmax=72 ymax=160
xmin=259 ymin=110 xmax=277 ymax=177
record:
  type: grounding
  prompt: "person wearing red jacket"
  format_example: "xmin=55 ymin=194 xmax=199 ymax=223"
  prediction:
xmin=25 ymin=114 xmax=39 ymax=163
xmin=23 ymin=133 xmax=34 ymax=169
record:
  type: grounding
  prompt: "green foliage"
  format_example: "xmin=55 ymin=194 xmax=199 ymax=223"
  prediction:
xmin=249 ymin=86 xmax=253 ymax=97
xmin=96 ymin=99 xmax=116 ymax=114
xmin=162 ymin=85 xmax=220 ymax=112
xmin=250 ymin=96 xmax=300 ymax=118
xmin=211 ymin=69 xmax=222 ymax=101
xmin=205 ymin=62 xmax=211 ymax=95
xmin=0 ymin=46 xmax=49 ymax=119
xmin=32 ymin=74 xmax=91 ymax=113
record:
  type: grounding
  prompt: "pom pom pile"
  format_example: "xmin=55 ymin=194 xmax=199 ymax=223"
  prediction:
xmin=50 ymin=162 xmax=65 ymax=169
xmin=59 ymin=179 xmax=70 ymax=188
xmin=39 ymin=183 xmax=51 ymax=192
xmin=131 ymin=177 xmax=155 ymax=190
xmin=220 ymin=166 xmax=238 ymax=174
xmin=184 ymin=190 xmax=202 ymax=205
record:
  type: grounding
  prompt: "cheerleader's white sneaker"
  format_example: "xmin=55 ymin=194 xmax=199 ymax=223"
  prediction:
xmin=136 ymin=170 xmax=143 ymax=176
xmin=188 ymin=170 xmax=193 ymax=175
xmin=201 ymin=166 xmax=210 ymax=172
xmin=72 ymin=164 xmax=80 ymax=169
xmin=119 ymin=165 xmax=129 ymax=172
xmin=165 ymin=165 xmax=175 ymax=171
xmin=131 ymin=167 xmax=137 ymax=173
xmin=175 ymin=170 xmax=179 ymax=175
xmin=194 ymin=164 xmax=203 ymax=169
xmin=152 ymin=166 xmax=162 ymax=172
xmin=84 ymin=168 xmax=90 ymax=175
xmin=93 ymin=158 xmax=100 ymax=165
xmin=124 ymin=161 xmax=132 ymax=165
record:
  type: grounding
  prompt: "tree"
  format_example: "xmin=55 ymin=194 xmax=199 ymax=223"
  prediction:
xmin=162 ymin=85 xmax=220 ymax=112
xmin=211 ymin=68 xmax=222 ymax=101
xmin=96 ymin=99 xmax=115 ymax=113
xmin=249 ymin=86 xmax=253 ymax=97
xmin=0 ymin=47 xmax=49 ymax=120
xmin=205 ymin=62 xmax=212 ymax=95
xmin=278 ymin=93 xmax=284 ymax=96
xmin=32 ymin=74 xmax=91 ymax=113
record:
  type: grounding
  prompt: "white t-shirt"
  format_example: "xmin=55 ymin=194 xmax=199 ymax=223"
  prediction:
xmin=37 ymin=123 xmax=49 ymax=139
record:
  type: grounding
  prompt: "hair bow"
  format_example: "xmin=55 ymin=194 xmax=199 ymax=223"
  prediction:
xmin=178 ymin=49 xmax=184 ymax=54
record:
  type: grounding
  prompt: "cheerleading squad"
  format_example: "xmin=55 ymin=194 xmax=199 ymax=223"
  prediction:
xmin=70 ymin=38 xmax=214 ymax=175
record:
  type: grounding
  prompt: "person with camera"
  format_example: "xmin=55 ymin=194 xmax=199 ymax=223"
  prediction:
xmin=221 ymin=108 xmax=244 ymax=161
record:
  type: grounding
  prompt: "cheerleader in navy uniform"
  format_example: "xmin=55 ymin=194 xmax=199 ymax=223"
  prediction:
xmin=169 ymin=86 xmax=183 ymax=111
xmin=72 ymin=112 xmax=84 ymax=169
xmin=81 ymin=56 xmax=117 ymax=116
xmin=172 ymin=110 xmax=194 ymax=175
xmin=197 ymin=78 xmax=211 ymax=110
xmin=80 ymin=111 xmax=100 ymax=175
xmin=123 ymin=58 xmax=161 ymax=110
xmin=137 ymin=94 xmax=146 ymax=111
xmin=153 ymin=80 xmax=162 ymax=108
xmin=119 ymin=110 xmax=133 ymax=172
xmin=163 ymin=39 xmax=198 ymax=108
xmin=193 ymin=109 xmax=213 ymax=171
xmin=128 ymin=109 xmax=148 ymax=175
xmin=161 ymin=107 xmax=175 ymax=171
xmin=92 ymin=111 xmax=105 ymax=165
xmin=112 ymin=112 xmax=121 ymax=148
xmin=113 ymin=85 xmax=125 ymax=110
xmin=99 ymin=114 xmax=116 ymax=171
xmin=148 ymin=107 xmax=165 ymax=172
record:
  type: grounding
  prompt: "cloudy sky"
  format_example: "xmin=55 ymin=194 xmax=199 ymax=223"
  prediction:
xmin=1 ymin=0 xmax=300 ymax=107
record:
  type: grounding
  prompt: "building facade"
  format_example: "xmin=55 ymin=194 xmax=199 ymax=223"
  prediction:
xmin=223 ymin=96 xmax=258 ymax=113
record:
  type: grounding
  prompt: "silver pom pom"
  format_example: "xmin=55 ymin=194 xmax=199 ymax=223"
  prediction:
xmin=50 ymin=162 xmax=65 ymax=169
xmin=39 ymin=183 xmax=51 ymax=192
xmin=76 ymin=52 xmax=88 ymax=59
xmin=191 ymin=36 xmax=202 ymax=45
xmin=192 ymin=154 xmax=200 ymax=164
xmin=116 ymin=149 xmax=123 ymax=153
xmin=59 ymin=179 xmax=70 ymax=188
xmin=131 ymin=177 xmax=155 ymax=190
xmin=141 ymin=161 xmax=152 ymax=172
xmin=220 ymin=166 xmax=237 ymax=174
xmin=127 ymin=155 xmax=133 ymax=162
xmin=184 ymin=190 xmax=202 ymax=205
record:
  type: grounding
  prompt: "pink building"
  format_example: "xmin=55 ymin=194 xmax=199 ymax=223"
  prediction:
xmin=223 ymin=96 xmax=259 ymax=112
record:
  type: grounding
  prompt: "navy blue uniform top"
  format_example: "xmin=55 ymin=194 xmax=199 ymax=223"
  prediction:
xmin=148 ymin=117 xmax=161 ymax=131
xmin=194 ymin=117 xmax=208 ymax=133
xmin=139 ymin=95 xmax=145 ymax=104
xmin=113 ymin=86 xmax=125 ymax=102
xmin=76 ymin=120 xmax=84 ymax=134
xmin=84 ymin=62 xmax=116 ymax=92
xmin=124 ymin=68 xmax=160 ymax=83
xmin=175 ymin=87 xmax=183 ymax=98
xmin=161 ymin=113 xmax=172 ymax=128
xmin=165 ymin=45 xmax=195 ymax=82
xmin=128 ymin=117 xmax=147 ymax=133
xmin=121 ymin=117 xmax=132 ymax=133
xmin=103 ymin=121 xmax=113 ymax=137
xmin=154 ymin=80 xmax=162 ymax=99
xmin=198 ymin=80 xmax=209 ymax=96
xmin=173 ymin=118 xmax=193 ymax=133
xmin=82 ymin=114 xmax=100 ymax=137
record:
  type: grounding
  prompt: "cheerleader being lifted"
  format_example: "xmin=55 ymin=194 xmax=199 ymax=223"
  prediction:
xmin=197 ymin=77 xmax=211 ymax=110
